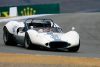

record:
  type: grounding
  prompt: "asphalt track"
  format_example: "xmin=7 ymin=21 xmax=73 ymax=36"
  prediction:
xmin=0 ymin=13 xmax=100 ymax=58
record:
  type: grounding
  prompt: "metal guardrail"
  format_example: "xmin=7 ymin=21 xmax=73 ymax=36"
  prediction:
xmin=0 ymin=14 xmax=53 ymax=23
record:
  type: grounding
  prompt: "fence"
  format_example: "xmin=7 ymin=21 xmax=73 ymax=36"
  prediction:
xmin=0 ymin=3 xmax=60 ymax=17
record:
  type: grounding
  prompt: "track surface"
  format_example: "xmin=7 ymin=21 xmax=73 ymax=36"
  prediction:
xmin=0 ymin=13 xmax=100 ymax=58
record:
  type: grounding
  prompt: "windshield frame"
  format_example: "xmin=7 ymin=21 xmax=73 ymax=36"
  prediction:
xmin=24 ymin=18 xmax=62 ymax=33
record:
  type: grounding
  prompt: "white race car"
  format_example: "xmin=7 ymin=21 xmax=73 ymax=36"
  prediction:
xmin=3 ymin=18 xmax=80 ymax=52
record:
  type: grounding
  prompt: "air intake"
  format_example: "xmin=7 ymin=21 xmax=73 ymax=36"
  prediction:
xmin=49 ymin=41 xmax=70 ymax=48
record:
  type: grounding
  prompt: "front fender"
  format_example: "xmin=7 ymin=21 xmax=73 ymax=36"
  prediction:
xmin=62 ymin=31 xmax=80 ymax=46
xmin=27 ymin=30 xmax=50 ymax=46
xmin=27 ymin=30 xmax=38 ymax=44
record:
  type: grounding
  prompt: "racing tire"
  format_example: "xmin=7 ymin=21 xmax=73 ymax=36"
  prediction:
xmin=67 ymin=41 xmax=80 ymax=52
xmin=3 ymin=27 xmax=17 ymax=46
xmin=24 ymin=33 xmax=32 ymax=49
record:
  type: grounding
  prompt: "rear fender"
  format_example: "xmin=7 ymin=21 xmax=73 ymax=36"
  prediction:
xmin=4 ymin=21 xmax=24 ymax=34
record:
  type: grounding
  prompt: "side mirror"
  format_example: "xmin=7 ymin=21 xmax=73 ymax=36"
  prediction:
xmin=72 ymin=27 xmax=75 ymax=31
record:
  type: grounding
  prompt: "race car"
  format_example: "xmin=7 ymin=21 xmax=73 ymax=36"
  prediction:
xmin=3 ymin=18 xmax=80 ymax=52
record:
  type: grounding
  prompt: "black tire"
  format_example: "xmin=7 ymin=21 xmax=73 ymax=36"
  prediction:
xmin=68 ymin=41 xmax=80 ymax=52
xmin=24 ymin=33 xmax=32 ymax=49
xmin=3 ymin=27 xmax=17 ymax=46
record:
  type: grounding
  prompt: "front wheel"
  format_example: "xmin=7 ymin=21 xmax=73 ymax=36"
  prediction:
xmin=24 ymin=33 xmax=32 ymax=49
xmin=68 ymin=41 xmax=80 ymax=52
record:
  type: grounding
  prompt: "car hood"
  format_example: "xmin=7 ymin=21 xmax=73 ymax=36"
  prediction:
xmin=38 ymin=32 xmax=63 ymax=42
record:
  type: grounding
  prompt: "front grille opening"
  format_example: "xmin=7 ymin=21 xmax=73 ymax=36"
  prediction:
xmin=49 ymin=41 xmax=70 ymax=48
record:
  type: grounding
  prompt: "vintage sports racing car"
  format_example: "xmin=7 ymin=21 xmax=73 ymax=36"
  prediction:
xmin=3 ymin=18 xmax=80 ymax=52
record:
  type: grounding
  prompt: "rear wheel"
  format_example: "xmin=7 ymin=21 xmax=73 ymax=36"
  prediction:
xmin=24 ymin=33 xmax=32 ymax=49
xmin=3 ymin=27 xmax=17 ymax=46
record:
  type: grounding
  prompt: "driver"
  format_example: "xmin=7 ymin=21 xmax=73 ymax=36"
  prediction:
xmin=38 ymin=29 xmax=44 ymax=32
xmin=38 ymin=27 xmax=52 ymax=32
xmin=43 ymin=27 xmax=52 ymax=32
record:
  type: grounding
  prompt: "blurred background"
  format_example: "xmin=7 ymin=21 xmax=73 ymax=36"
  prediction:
xmin=0 ymin=0 xmax=100 ymax=13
